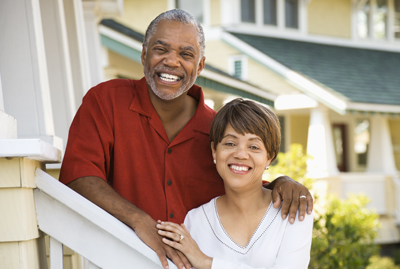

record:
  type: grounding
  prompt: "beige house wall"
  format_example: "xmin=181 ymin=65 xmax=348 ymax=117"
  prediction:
xmin=308 ymin=0 xmax=352 ymax=39
xmin=389 ymin=119 xmax=400 ymax=170
xmin=210 ymin=0 xmax=221 ymax=26
xmin=105 ymin=50 xmax=144 ymax=80
xmin=115 ymin=0 xmax=168 ymax=34
xmin=289 ymin=114 xmax=310 ymax=151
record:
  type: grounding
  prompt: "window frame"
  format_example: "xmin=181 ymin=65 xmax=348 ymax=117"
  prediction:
xmin=228 ymin=55 xmax=248 ymax=81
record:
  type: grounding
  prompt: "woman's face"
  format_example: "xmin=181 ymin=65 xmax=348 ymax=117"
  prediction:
xmin=211 ymin=124 xmax=272 ymax=191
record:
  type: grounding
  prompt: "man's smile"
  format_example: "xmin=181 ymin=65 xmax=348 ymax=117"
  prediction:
xmin=158 ymin=73 xmax=182 ymax=82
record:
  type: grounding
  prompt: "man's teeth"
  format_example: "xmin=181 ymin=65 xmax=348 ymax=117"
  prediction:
xmin=159 ymin=73 xmax=180 ymax=82
xmin=230 ymin=165 xmax=249 ymax=172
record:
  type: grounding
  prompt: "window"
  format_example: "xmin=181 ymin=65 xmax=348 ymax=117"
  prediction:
xmin=240 ymin=0 xmax=298 ymax=29
xmin=263 ymin=0 xmax=277 ymax=25
xmin=354 ymin=119 xmax=370 ymax=167
xmin=395 ymin=0 xmax=400 ymax=38
xmin=356 ymin=0 xmax=399 ymax=40
xmin=285 ymin=0 xmax=299 ymax=29
xmin=241 ymin=0 xmax=256 ymax=23
xmin=176 ymin=0 xmax=203 ymax=23
xmin=229 ymin=55 xmax=248 ymax=81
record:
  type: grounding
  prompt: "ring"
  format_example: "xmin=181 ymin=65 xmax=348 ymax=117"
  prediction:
xmin=179 ymin=234 xmax=184 ymax=242
xmin=300 ymin=195 xmax=307 ymax=199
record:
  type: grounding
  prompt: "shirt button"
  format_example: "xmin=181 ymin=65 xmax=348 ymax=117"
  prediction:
xmin=169 ymin=213 xmax=174 ymax=218
xmin=167 ymin=180 xmax=172 ymax=186
xmin=167 ymin=148 xmax=172 ymax=154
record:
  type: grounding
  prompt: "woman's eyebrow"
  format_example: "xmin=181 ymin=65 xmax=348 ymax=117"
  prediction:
xmin=223 ymin=134 xmax=237 ymax=139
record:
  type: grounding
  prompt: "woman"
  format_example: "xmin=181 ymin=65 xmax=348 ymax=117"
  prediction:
xmin=157 ymin=98 xmax=313 ymax=269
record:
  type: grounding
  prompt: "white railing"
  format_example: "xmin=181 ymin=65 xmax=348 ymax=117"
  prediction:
xmin=34 ymin=168 xmax=178 ymax=269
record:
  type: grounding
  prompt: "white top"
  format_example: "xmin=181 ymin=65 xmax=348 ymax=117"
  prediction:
xmin=184 ymin=198 xmax=313 ymax=269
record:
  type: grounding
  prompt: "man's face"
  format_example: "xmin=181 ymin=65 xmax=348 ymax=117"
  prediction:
xmin=141 ymin=20 xmax=205 ymax=101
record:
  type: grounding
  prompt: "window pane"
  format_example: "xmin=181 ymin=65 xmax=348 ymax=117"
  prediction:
xmin=354 ymin=119 xmax=370 ymax=167
xmin=176 ymin=0 xmax=203 ymax=23
xmin=357 ymin=1 xmax=370 ymax=38
xmin=374 ymin=0 xmax=387 ymax=39
xmin=264 ymin=0 xmax=277 ymax=25
xmin=233 ymin=60 xmax=242 ymax=79
xmin=241 ymin=0 xmax=256 ymax=23
xmin=285 ymin=0 xmax=298 ymax=29
xmin=395 ymin=0 xmax=400 ymax=39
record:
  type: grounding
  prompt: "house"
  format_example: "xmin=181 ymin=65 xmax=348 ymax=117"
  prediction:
xmin=0 ymin=0 xmax=399 ymax=268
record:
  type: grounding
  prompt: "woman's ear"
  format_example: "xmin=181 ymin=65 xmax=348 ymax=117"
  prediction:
xmin=211 ymin=142 xmax=216 ymax=161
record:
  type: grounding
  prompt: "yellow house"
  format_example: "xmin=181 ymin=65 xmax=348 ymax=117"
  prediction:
xmin=1 ymin=0 xmax=400 ymax=268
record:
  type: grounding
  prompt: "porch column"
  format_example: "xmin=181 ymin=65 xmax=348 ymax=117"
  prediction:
xmin=307 ymin=106 xmax=339 ymax=178
xmin=64 ymin=0 xmax=92 ymax=104
xmin=0 ymin=73 xmax=17 ymax=140
xmin=39 ymin=0 xmax=77 ymax=150
xmin=0 ymin=0 xmax=59 ymax=148
xmin=366 ymin=115 xmax=397 ymax=174
xmin=83 ymin=1 xmax=105 ymax=87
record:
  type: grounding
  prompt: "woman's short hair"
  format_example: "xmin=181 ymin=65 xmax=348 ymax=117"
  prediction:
xmin=210 ymin=98 xmax=281 ymax=162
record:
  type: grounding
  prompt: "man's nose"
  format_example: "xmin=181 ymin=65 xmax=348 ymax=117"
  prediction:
xmin=163 ymin=51 xmax=180 ymax=67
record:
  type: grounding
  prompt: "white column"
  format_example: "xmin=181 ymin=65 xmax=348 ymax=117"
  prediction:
xmin=366 ymin=115 xmax=397 ymax=174
xmin=306 ymin=106 xmax=339 ymax=178
xmin=83 ymin=1 xmax=105 ymax=87
xmin=0 ymin=73 xmax=17 ymax=140
xmin=40 ymin=0 xmax=77 ymax=150
xmin=64 ymin=0 xmax=92 ymax=105
xmin=0 ymin=0 xmax=56 ymax=144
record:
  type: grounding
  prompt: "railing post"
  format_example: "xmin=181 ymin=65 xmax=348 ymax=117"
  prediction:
xmin=49 ymin=237 xmax=64 ymax=269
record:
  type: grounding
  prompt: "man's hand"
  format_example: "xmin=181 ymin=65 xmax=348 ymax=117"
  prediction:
xmin=67 ymin=177 xmax=191 ymax=269
xmin=264 ymin=175 xmax=313 ymax=224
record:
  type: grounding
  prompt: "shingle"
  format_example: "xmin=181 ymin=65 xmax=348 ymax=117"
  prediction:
xmin=231 ymin=33 xmax=400 ymax=106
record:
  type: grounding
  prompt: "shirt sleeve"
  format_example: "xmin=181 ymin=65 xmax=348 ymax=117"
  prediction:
xmin=211 ymin=212 xmax=313 ymax=269
xmin=59 ymin=88 xmax=114 ymax=185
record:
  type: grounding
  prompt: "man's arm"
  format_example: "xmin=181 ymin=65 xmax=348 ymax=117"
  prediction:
xmin=264 ymin=176 xmax=313 ymax=224
xmin=67 ymin=176 xmax=190 ymax=269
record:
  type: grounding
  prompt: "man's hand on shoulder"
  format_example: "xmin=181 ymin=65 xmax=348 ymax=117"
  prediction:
xmin=264 ymin=176 xmax=313 ymax=224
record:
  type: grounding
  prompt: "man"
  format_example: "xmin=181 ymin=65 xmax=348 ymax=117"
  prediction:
xmin=60 ymin=9 xmax=313 ymax=269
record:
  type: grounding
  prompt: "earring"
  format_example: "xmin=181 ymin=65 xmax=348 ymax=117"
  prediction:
xmin=265 ymin=166 xmax=269 ymax=170
xmin=213 ymin=160 xmax=216 ymax=164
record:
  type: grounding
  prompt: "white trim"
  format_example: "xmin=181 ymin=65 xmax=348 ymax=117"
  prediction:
xmin=221 ymin=32 xmax=348 ymax=114
xmin=347 ymin=102 xmax=400 ymax=113
xmin=203 ymin=0 xmax=211 ymax=27
xmin=0 ymin=73 xmax=4 ymax=111
xmin=201 ymin=69 xmax=277 ymax=101
xmin=274 ymin=94 xmax=318 ymax=110
xmin=167 ymin=0 xmax=175 ymax=10
xmin=99 ymin=25 xmax=143 ymax=52
xmin=226 ymin=25 xmax=400 ymax=52
xmin=0 ymin=139 xmax=61 ymax=162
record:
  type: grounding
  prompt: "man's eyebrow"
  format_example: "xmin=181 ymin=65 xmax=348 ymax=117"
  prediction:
xmin=152 ymin=40 xmax=169 ymax=47
xmin=180 ymin=46 xmax=196 ymax=53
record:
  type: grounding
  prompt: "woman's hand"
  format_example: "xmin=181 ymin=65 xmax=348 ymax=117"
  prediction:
xmin=156 ymin=221 xmax=213 ymax=269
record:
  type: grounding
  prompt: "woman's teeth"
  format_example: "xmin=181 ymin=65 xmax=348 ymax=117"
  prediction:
xmin=230 ymin=165 xmax=250 ymax=172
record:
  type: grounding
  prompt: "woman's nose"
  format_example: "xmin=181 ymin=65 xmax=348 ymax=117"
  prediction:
xmin=233 ymin=146 xmax=248 ymax=159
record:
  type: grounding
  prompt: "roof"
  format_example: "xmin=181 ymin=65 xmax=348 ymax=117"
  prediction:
xmin=230 ymin=33 xmax=400 ymax=107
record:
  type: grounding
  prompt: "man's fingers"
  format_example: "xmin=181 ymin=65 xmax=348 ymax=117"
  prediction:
xmin=307 ymin=194 xmax=314 ymax=215
xmin=176 ymin=248 xmax=192 ymax=269
xmin=164 ymin=247 xmax=185 ymax=269
xmin=271 ymin=186 xmax=282 ymax=209
xmin=298 ymin=195 xmax=308 ymax=221
xmin=154 ymin=248 xmax=170 ymax=269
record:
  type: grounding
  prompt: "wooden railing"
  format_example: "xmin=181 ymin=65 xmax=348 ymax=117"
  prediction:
xmin=34 ymin=168 xmax=178 ymax=269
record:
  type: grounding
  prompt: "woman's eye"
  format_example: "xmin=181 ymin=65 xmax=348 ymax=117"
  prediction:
xmin=225 ymin=142 xmax=235 ymax=147
xmin=249 ymin=145 xmax=260 ymax=150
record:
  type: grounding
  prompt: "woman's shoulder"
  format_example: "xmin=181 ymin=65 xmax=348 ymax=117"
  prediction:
xmin=184 ymin=197 xmax=218 ymax=227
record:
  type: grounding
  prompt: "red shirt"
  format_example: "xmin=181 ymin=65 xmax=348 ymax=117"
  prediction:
xmin=59 ymin=78 xmax=225 ymax=223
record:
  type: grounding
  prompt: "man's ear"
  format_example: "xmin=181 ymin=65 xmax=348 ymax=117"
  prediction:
xmin=141 ymin=44 xmax=146 ymax=66
xmin=196 ymin=56 xmax=206 ymax=76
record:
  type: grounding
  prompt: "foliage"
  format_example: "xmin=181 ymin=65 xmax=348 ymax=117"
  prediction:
xmin=265 ymin=144 xmax=382 ymax=269
xmin=264 ymin=144 xmax=313 ymax=190
xmin=367 ymin=255 xmax=400 ymax=269
xmin=310 ymin=194 xmax=380 ymax=269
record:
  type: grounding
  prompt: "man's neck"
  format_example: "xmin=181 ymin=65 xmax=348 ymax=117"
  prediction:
xmin=148 ymin=87 xmax=198 ymax=142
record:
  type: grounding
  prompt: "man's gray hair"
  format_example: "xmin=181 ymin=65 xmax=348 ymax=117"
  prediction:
xmin=143 ymin=9 xmax=205 ymax=58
